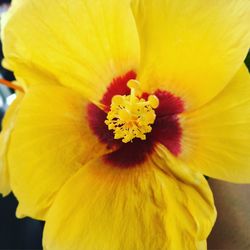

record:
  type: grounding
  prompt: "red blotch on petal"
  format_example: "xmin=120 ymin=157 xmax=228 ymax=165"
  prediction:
xmin=87 ymin=72 xmax=184 ymax=167
xmin=152 ymin=90 xmax=184 ymax=156
xmin=87 ymin=104 xmax=118 ymax=150
xmin=104 ymin=139 xmax=155 ymax=167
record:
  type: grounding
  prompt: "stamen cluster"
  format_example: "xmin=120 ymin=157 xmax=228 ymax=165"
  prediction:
xmin=105 ymin=80 xmax=159 ymax=143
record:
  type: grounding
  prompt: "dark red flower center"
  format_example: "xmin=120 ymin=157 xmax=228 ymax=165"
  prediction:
xmin=87 ymin=71 xmax=184 ymax=167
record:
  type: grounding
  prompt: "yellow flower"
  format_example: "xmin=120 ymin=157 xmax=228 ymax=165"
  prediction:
xmin=1 ymin=0 xmax=250 ymax=249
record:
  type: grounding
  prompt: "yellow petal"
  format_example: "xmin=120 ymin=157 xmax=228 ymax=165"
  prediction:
xmin=2 ymin=0 xmax=139 ymax=101
xmin=132 ymin=0 xmax=250 ymax=110
xmin=8 ymin=85 xmax=109 ymax=219
xmin=196 ymin=241 xmax=206 ymax=250
xmin=180 ymin=65 xmax=250 ymax=183
xmin=43 ymin=145 xmax=216 ymax=250
xmin=0 ymin=91 xmax=23 ymax=196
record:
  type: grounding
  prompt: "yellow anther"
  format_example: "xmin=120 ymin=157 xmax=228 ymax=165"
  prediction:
xmin=105 ymin=82 xmax=159 ymax=143
xmin=143 ymin=112 xmax=156 ymax=123
xmin=119 ymin=109 xmax=131 ymax=122
xmin=148 ymin=95 xmax=159 ymax=109
xmin=112 ymin=95 xmax=124 ymax=105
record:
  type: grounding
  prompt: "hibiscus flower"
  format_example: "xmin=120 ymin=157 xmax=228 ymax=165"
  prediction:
xmin=0 ymin=0 xmax=250 ymax=249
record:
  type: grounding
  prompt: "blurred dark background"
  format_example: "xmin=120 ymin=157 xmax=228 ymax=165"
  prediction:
xmin=0 ymin=0 xmax=249 ymax=249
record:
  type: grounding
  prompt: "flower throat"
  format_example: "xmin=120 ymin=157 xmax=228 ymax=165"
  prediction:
xmin=105 ymin=80 xmax=159 ymax=143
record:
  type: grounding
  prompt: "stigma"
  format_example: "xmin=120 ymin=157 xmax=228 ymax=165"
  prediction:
xmin=105 ymin=80 xmax=159 ymax=143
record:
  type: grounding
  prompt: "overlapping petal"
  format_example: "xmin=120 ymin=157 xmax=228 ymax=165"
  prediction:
xmin=43 ymin=145 xmax=216 ymax=250
xmin=1 ymin=0 xmax=139 ymax=101
xmin=131 ymin=0 xmax=250 ymax=110
xmin=180 ymin=65 xmax=250 ymax=182
xmin=8 ymin=84 xmax=110 ymax=220
xmin=0 ymin=91 xmax=23 ymax=196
